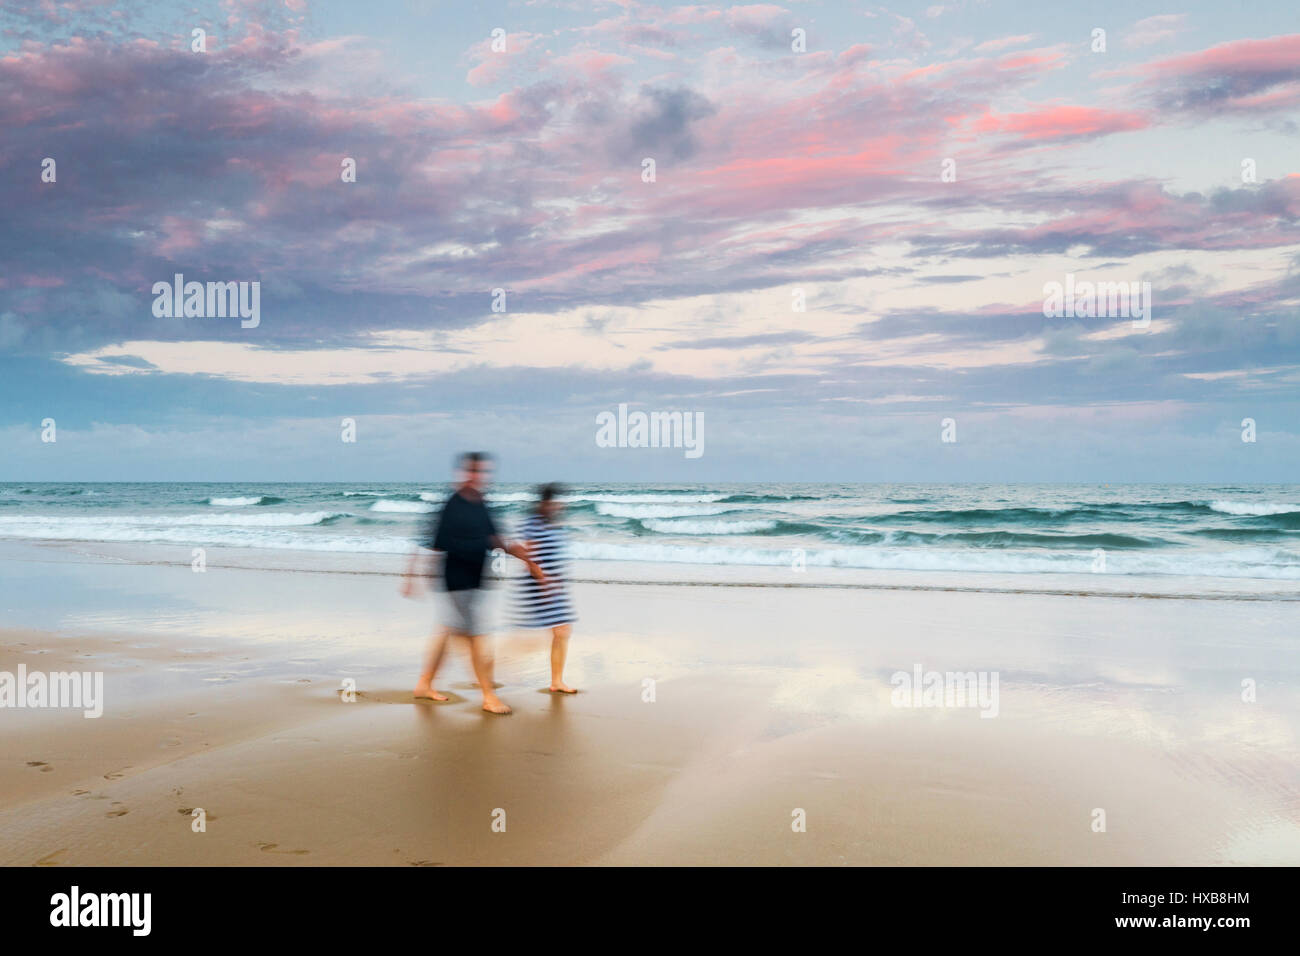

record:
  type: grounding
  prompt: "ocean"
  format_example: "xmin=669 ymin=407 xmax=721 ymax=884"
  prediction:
xmin=3 ymin=482 xmax=1300 ymax=581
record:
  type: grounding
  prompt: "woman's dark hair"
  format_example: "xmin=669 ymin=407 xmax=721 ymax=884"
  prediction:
xmin=535 ymin=482 xmax=565 ymax=517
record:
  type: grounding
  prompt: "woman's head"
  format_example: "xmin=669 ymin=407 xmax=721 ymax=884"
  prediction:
xmin=536 ymin=482 xmax=565 ymax=522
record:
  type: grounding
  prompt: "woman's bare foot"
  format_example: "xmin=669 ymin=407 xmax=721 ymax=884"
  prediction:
xmin=413 ymin=684 xmax=449 ymax=702
xmin=481 ymin=696 xmax=512 ymax=715
xmin=547 ymin=682 xmax=577 ymax=694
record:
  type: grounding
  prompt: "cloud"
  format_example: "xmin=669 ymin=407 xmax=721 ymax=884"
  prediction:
xmin=972 ymin=34 xmax=1033 ymax=54
xmin=615 ymin=84 xmax=717 ymax=161
xmin=974 ymin=105 xmax=1150 ymax=143
xmin=2 ymin=4 xmax=1300 ymax=482
xmin=1124 ymin=14 xmax=1187 ymax=49
xmin=1135 ymin=33 xmax=1300 ymax=115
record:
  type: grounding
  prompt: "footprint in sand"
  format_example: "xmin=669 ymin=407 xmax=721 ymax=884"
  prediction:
xmin=407 ymin=860 xmax=443 ymax=867
xmin=35 ymin=849 xmax=66 ymax=867
xmin=71 ymin=789 xmax=89 ymax=796
xmin=103 ymin=767 xmax=130 ymax=780
xmin=27 ymin=761 xmax=54 ymax=773
xmin=255 ymin=842 xmax=309 ymax=855
xmin=178 ymin=807 xmax=218 ymax=820
xmin=106 ymin=803 xmax=129 ymax=818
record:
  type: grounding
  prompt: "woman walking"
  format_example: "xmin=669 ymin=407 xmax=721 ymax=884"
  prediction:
xmin=512 ymin=483 xmax=578 ymax=694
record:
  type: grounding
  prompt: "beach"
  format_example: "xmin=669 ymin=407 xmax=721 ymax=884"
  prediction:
xmin=2 ymin=536 xmax=1297 ymax=866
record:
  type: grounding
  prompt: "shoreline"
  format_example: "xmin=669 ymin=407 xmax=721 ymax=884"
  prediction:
xmin=7 ymin=538 xmax=1299 ymax=603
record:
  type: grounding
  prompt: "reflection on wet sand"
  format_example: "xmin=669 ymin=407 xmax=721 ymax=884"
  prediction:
xmin=0 ymin=539 xmax=1296 ymax=864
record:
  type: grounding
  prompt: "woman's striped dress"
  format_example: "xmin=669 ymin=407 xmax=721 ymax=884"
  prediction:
xmin=510 ymin=513 xmax=576 ymax=628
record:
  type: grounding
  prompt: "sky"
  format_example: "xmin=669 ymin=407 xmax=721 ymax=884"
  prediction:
xmin=1 ymin=0 xmax=1298 ymax=483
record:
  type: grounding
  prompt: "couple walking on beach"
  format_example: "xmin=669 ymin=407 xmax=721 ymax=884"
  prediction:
xmin=400 ymin=452 xmax=576 ymax=714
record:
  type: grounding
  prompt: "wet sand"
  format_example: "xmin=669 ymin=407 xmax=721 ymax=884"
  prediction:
xmin=1 ymin=542 xmax=1298 ymax=865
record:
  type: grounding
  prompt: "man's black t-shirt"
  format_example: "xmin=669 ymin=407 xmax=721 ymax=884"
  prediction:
xmin=424 ymin=490 xmax=499 ymax=591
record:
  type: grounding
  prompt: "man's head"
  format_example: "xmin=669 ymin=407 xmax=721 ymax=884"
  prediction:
xmin=457 ymin=451 xmax=493 ymax=492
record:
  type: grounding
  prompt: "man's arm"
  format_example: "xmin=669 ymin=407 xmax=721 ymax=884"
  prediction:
xmin=401 ymin=504 xmax=443 ymax=598
xmin=400 ymin=546 xmax=438 ymax=597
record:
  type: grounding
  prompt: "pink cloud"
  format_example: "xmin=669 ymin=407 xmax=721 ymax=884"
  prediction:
xmin=975 ymin=106 xmax=1150 ymax=142
xmin=3 ymin=12 xmax=1298 ymax=331
xmin=1132 ymin=33 xmax=1300 ymax=114
xmin=972 ymin=34 xmax=1034 ymax=54
xmin=1142 ymin=33 xmax=1300 ymax=77
xmin=551 ymin=49 xmax=635 ymax=81
xmin=465 ymin=33 xmax=539 ymax=87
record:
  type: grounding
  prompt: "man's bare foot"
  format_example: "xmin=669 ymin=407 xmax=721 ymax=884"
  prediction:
xmin=547 ymin=682 xmax=577 ymax=694
xmin=413 ymin=685 xmax=449 ymax=702
xmin=481 ymin=697 xmax=512 ymax=715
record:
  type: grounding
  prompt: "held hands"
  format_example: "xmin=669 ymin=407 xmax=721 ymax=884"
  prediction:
xmin=528 ymin=561 xmax=555 ymax=594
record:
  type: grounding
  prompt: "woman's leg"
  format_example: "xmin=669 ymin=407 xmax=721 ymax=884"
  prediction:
xmin=549 ymin=623 xmax=575 ymax=693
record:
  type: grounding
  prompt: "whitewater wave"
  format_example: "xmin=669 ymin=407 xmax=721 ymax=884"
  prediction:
xmin=407 ymin=491 xmax=735 ymax=506
xmin=1208 ymin=500 xmax=1300 ymax=517
xmin=569 ymin=541 xmax=1300 ymax=578
xmin=871 ymin=506 xmax=1117 ymax=525
xmin=566 ymin=493 xmax=728 ymax=504
xmin=0 ymin=522 xmax=409 ymax=553
xmin=718 ymin=493 xmax=821 ymax=503
xmin=0 ymin=511 xmax=344 ymax=529
xmin=880 ymin=530 xmax=1160 ymax=549
xmin=596 ymin=503 xmax=738 ymax=519
xmin=640 ymin=518 xmax=781 ymax=535
xmin=207 ymin=495 xmax=279 ymax=507
xmin=370 ymin=500 xmax=435 ymax=513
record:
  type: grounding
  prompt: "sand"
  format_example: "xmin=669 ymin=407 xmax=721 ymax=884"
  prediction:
xmin=1 ymin=541 xmax=1298 ymax=865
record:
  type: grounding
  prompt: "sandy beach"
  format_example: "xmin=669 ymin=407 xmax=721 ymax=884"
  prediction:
xmin=2 ymin=538 xmax=1297 ymax=866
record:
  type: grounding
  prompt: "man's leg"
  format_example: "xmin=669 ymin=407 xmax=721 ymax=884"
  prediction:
xmin=549 ymin=623 xmax=575 ymax=693
xmin=467 ymin=636 xmax=510 ymax=714
xmin=414 ymin=627 xmax=450 ymax=701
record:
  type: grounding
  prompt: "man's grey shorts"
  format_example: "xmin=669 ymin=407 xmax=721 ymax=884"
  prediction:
xmin=442 ymin=588 xmax=486 ymax=636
